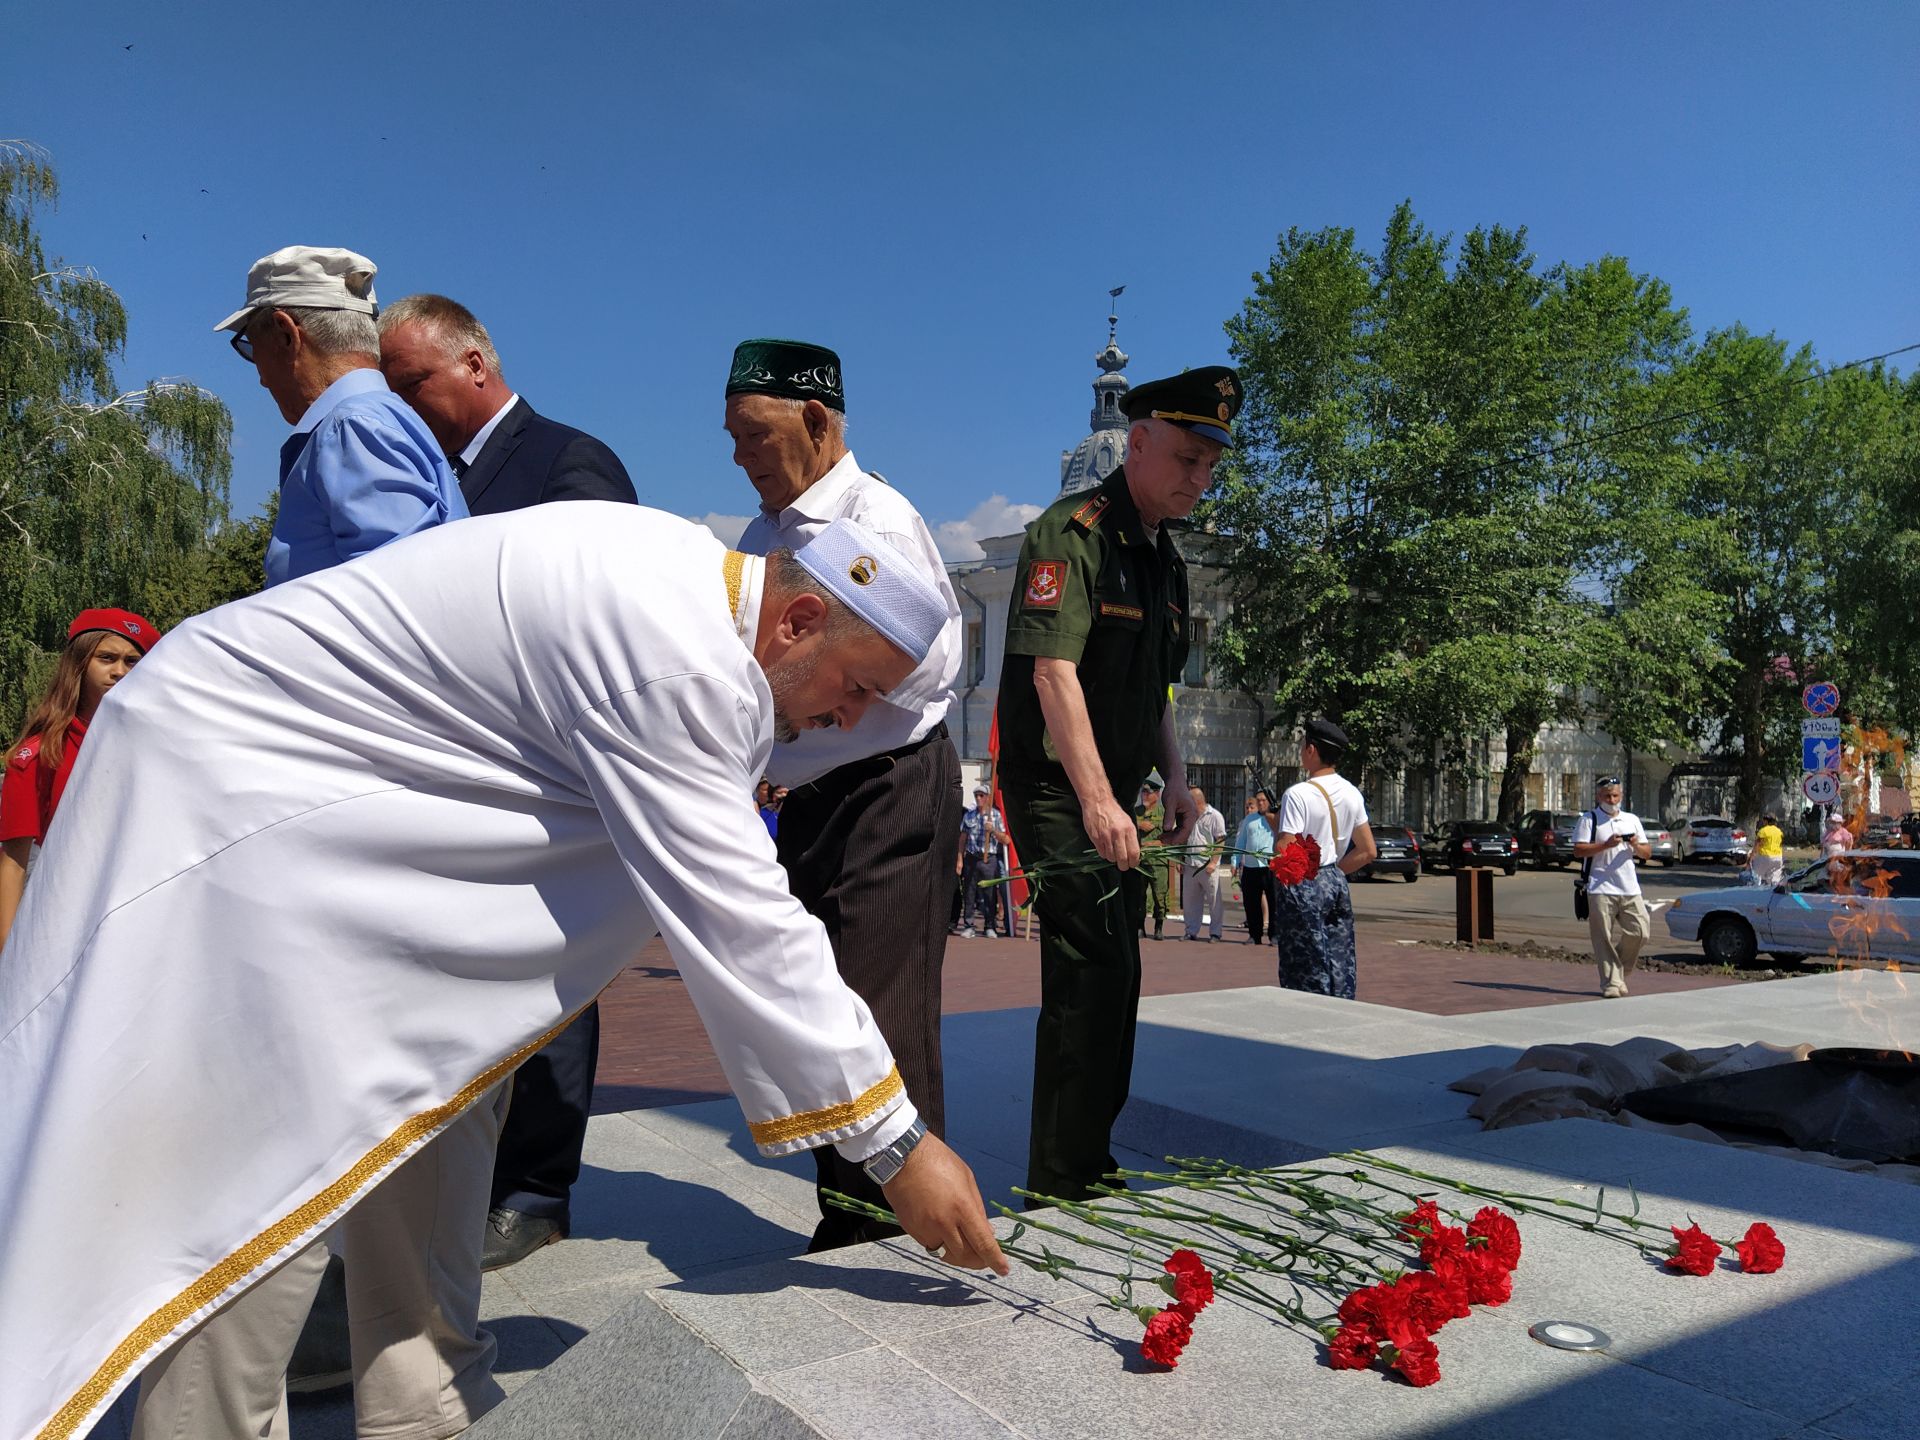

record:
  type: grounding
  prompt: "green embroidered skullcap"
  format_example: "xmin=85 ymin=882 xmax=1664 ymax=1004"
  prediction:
xmin=726 ymin=338 xmax=845 ymax=412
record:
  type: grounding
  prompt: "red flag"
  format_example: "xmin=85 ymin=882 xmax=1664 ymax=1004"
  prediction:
xmin=987 ymin=704 xmax=1029 ymax=912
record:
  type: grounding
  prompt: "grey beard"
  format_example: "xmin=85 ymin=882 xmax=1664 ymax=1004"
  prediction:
xmin=765 ymin=648 xmax=817 ymax=745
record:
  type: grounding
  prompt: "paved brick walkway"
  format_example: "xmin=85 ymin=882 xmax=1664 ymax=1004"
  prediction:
xmin=592 ymin=926 xmax=1736 ymax=1112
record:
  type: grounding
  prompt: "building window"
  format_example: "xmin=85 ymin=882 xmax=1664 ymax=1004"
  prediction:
xmin=1561 ymin=772 xmax=1581 ymax=808
xmin=966 ymin=621 xmax=986 ymax=686
xmin=1183 ymin=618 xmax=1209 ymax=688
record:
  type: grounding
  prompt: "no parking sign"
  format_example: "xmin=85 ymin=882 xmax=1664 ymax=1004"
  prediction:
xmin=1802 ymin=681 xmax=1840 ymax=717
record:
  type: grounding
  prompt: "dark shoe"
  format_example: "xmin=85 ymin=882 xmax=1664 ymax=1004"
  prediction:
xmin=287 ymin=1255 xmax=352 ymax=1394
xmin=482 ymin=1208 xmax=566 ymax=1271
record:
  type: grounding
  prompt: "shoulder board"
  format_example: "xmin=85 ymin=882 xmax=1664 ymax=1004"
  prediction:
xmin=1067 ymin=494 xmax=1111 ymax=532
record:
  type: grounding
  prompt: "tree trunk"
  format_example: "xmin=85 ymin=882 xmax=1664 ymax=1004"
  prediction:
xmin=1497 ymin=720 xmax=1538 ymax=827
xmin=1737 ymin=667 xmax=1767 ymax=823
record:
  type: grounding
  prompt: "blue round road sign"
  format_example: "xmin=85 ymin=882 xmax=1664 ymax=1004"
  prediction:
xmin=1802 ymin=682 xmax=1840 ymax=717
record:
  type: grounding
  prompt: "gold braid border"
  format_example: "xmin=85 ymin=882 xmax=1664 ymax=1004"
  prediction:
xmin=39 ymin=1014 xmax=576 ymax=1440
xmin=748 ymin=1065 xmax=903 ymax=1148
xmin=723 ymin=550 xmax=746 ymax=622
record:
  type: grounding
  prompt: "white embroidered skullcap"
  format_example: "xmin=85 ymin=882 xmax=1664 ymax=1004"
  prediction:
xmin=792 ymin=519 xmax=945 ymax=663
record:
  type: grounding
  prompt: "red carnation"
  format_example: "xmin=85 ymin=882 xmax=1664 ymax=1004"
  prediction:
xmin=1396 ymin=1270 xmax=1470 ymax=1334
xmin=1397 ymin=1198 xmax=1443 ymax=1243
xmin=1666 ymin=1223 xmax=1721 ymax=1276
xmin=1418 ymin=1222 xmax=1470 ymax=1269
xmin=1270 ymin=835 xmax=1322 ymax=885
xmin=1140 ymin=1304 xmax=1194 ymax=1367
xmin=1460 ymin=1249 xmax=1513 ymax=1307
xmin=1466 ymin=1207 xmax=1522 ymax=1272
xmin=1388 ymin=1334 xmax=1442 ymax=1387
xmin=1326 ymin=1325 xmax=1378 ymax=1371
xmin=1158 ymin=1250 xmax=1216 ymax=1312
xmin=1732 ymin=1222 xmax=1785 ymax=1274
xmin=1338 ymin=1281 xmax=1416 ymax=1344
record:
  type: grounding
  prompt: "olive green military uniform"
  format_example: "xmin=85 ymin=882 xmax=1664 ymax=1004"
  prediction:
xmin=1133 ymin=789 xmax=1171 ymax=937
xmin=997 ymin=465 xmax=1189 ymax=1202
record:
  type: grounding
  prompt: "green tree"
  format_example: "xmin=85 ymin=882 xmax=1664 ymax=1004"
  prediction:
xmin=1209 ymin=203 xmax=1688 ymax=821
xmin=0 ymin=141 xmax=232 ymax=728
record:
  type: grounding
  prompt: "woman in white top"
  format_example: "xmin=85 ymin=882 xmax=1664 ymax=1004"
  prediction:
xmin=1270 ymin=718 xmax=1377 ymax=998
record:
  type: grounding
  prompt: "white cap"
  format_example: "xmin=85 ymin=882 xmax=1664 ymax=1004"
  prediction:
xmin=213 ymin=246 xmax=379 ymax=333
xmin=792 ymin=520 xmax=946 ymax=663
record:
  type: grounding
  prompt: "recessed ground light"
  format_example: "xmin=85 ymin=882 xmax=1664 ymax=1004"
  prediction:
xmin=1528 ymin=1320 xmax=1610 ymax=1352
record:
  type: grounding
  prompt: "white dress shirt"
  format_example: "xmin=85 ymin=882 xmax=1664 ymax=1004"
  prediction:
xmin=737 ymin=451 xmax=961 ymax=786
xmin=458 ymin=391 xmax=521 ymax=468
xmin=0 ymin=504 xmax=913 ymax=1440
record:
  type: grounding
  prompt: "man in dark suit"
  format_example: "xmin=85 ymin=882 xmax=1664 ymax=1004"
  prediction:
xmin=382 ymin=293 xmax=636 ymax=1269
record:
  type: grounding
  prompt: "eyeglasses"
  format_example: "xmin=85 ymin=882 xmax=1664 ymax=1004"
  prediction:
xmin=230 ymin=328 xmax=256 ymax=364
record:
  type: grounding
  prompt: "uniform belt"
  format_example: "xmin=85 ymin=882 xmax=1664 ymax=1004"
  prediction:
xmin=790 ymin=721 xmax=950 ymax=796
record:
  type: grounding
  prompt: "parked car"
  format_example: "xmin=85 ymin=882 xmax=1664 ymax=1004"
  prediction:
xmin=1665 ymin=850 xmax=1920 ymax=969
xmin=1421 ymin=821 xmax=1520 ymax=876
xmin=1678 ymin=816 xmax=1750 ymax=865
xmin=1643 ymin=822 xmax=1679 ymax=866
xmin=1515 ymin=810 xmax=1582 ymax=869
xmin=1860 ymin=813 xmax=1902 ymax=848
xmin=1360 ymin=825 xmax=1420 ymax=882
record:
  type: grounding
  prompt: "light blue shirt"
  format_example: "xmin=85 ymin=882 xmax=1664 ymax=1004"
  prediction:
xmin=1234 ymin=812 xmax=1276 ymax=864
xmin=266 ymin=369 xmax=468 ymax=587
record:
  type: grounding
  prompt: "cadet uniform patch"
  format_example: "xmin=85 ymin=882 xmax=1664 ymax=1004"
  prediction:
xmin=1025 ymin=559 xmax=1067 ymax=609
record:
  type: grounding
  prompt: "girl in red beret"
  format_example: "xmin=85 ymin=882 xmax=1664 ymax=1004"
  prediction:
xmin=0 ymin=609 xmax=160 ymax=951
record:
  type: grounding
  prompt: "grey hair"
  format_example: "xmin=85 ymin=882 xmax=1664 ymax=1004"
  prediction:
xmin=279 ymin=305 xmax=380 ymax=360
xmin=764 ymin=394 xmax=849 ymax=441
xmin=764 ymin=549 xmax=872 ymax=644
xmin=378 ymin=293 xmax=503 ymax=376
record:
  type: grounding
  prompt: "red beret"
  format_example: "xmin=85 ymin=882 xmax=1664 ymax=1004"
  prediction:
xmin=68 ymin=608 xmax=160 ymax=654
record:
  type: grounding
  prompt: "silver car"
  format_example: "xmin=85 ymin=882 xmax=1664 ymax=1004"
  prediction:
xmin=1664 ymin=851 xmax=1920 ymax=968
xmin=1678 ymin=816 xmax=1751 ymax=865
xmin=1642 ymin=822 xmax=1679 ymax=866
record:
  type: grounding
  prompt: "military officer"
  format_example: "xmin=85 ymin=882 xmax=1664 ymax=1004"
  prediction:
xmin=1132 ymin=778 xmax=1171 ymax=940
xmin=997 ymin=365 xmax=1240 ymax=1202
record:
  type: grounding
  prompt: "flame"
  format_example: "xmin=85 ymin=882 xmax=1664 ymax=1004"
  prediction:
xmin=1823 ymin=854 xmax=1913 ymax=1059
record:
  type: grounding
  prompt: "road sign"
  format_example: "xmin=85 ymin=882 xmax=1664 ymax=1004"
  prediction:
xmin=1801 ymin=717 xmax=1842 ymax=739
xmin=1802 ymin=681 xmax=1841 ymax=717
xmin=1802 ymin=771 xmax=1840 ymax=804
xmin=1802 ymin=736 xmax=1843 ymax=772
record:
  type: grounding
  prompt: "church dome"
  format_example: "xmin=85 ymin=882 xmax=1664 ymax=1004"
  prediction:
xmin=1057 ymin=314 xmax=1130 ymax=497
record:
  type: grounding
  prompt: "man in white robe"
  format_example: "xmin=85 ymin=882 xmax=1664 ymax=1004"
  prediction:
xmin=0 ymin=505 xmax=1006 ymax=1440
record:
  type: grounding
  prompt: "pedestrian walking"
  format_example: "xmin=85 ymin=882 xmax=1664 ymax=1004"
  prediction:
xmin=1234 ymin=789 xmax=1277 ymax=944
xmin=1181 ymin=786 xmax=1228 ymax=940
xmin=1272 ymin=719 xmax=1377 ymax=998
xmin=1572 ymin=776 xmax=1652 ymax=998
xmin=1752 ymin=813 xmax=1785 ymax=888
xmin=998 ymin=365 xmax=1236 ymax=1202
xmin=959 ymin=785 xmax=1011 ymax=936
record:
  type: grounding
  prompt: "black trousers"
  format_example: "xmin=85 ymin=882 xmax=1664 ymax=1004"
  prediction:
xmin=1003 ymin=773 xmax=1147 ymax=1203
xmin=1240 ymin=865 xmax=1274 ymax=944
xmin=778 ymin=723 xmax=961 ymax=1251
xmin=490 ymin=1002 xmax=599 ymax=1225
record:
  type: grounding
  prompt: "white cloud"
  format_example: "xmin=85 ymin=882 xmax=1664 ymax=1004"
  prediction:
xmin=932 ymin=494 xmax=1043 ymax=563
xmin=686 ymin=512 xmax=755 ymax=548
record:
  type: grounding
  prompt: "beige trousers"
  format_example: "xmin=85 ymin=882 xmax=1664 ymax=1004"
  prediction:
xmin=1588 ymin=892 xmax=1650 ymax=994
xmin=131 ymin=1084 xmax=509 ymax=1440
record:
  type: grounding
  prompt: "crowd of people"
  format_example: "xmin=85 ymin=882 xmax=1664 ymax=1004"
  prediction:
xmin=0 ymin=243 xmax=1387 ymax=1440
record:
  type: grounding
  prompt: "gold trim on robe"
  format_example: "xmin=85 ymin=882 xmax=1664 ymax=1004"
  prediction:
xmin=747 ymin=1065 xmax=904 ymax=1148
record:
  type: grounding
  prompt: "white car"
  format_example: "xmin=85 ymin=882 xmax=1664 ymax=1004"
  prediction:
xmin=1664 ymin=850 xmax=1920 ymax=969
xmin=1677 ymin=816 xmax=1751 ymax=865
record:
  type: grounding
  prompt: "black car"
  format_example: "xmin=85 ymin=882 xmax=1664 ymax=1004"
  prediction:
xmin=1359 ymin=825 xmax=1421 ymax=882
xmin=1421 ymin=821 xmax=1521 ymax=875
xmin=1515 ymin=809 xmax=1583 ymax=870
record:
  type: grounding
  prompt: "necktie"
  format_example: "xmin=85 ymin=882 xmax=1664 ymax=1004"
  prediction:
xmin=451 ymin=455 xmax=469 ymax=480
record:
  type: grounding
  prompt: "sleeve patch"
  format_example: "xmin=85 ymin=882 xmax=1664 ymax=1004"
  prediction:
xmin=1024 ymin=559 xmax=1068 ymax=609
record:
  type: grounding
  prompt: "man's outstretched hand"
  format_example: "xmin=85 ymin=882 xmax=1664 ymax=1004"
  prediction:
xmin=880 ymin=1132 xmax=1010 ymax=1275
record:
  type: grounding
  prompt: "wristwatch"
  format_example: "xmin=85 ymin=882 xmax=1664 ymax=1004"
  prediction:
xmin=860 ymin=1118 xmax=928 ymax=1187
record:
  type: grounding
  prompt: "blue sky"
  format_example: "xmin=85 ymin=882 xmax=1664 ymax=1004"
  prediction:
xmin=12 ymin=2 xmax=1916 ymax=556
